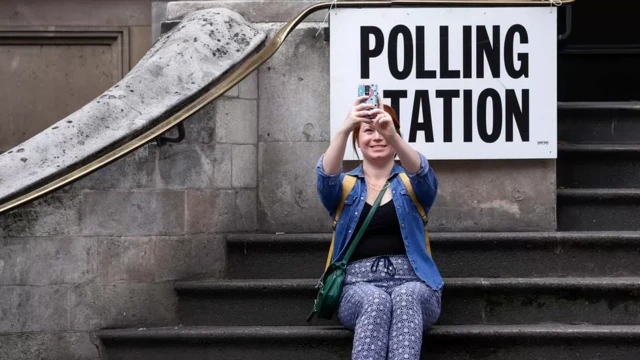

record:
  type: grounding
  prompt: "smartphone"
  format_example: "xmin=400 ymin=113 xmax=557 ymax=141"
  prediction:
xmin=358 ymin=84 xmax=379 ymax=110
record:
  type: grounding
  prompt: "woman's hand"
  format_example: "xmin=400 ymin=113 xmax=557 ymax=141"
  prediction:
xmin=370 ymin=94 xmax=397 ymax=140
xmin=338 ymin=95 xmax=375 ymax=134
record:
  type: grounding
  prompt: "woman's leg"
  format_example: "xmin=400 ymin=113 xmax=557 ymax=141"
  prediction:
xmin=387 ymin=281 xmax=441 ymax=360
xmin=338 ymin=283 xmax=393 ymax=360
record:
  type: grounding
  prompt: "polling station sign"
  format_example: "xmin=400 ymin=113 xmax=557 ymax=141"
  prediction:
xmin=329 ymin=7 xmax=557 ymax=160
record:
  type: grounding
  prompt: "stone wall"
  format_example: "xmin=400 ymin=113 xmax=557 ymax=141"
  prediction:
xmin=0 ymin=71 xmax=259 ymax=358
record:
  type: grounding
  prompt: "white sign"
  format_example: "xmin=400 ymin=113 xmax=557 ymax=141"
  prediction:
xmin=330 ymin=7 xmax=557 ymax=160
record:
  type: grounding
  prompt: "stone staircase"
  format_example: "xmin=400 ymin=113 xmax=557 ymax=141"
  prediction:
xmin=97 ymin=100 xmax=640 ymax=358
xmin=558 ymin=103 xmax=640 ymax=231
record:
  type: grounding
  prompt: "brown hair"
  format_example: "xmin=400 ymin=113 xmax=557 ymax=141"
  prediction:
xmin=352 ymin=104 xmax=401 ymax=159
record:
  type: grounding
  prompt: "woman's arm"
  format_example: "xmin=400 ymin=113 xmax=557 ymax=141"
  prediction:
xmin=317 ymin=96 xmax=375 ymax=214
xmin=371 ymin=104 xmax=438 ymax=211
xmin=321 ymin=128 xmax=351 ymax=175
xmin=387 ymin=134 xmax=438 ymax=211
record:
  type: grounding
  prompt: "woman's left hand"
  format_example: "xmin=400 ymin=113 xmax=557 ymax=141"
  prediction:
xmin=370 ymin=94 xmax=397 ymax=140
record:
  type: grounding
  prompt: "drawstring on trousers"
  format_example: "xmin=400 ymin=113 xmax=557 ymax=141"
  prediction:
xmin=371 ymin=256 xmax=397 ymax=276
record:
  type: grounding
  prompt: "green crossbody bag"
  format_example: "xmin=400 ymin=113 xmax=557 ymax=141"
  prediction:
xmin=306 ymin=181 xmax=390 ymax=322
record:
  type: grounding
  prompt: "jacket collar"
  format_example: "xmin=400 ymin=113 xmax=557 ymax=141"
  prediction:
xmin=346 ymin=162 xmax=404 ymax=179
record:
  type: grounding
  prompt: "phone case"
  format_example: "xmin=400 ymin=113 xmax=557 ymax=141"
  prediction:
xmin=358 ymin=84 xmax=379 ymax=109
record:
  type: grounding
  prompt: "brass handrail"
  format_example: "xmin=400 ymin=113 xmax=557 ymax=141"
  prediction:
xmin=0 ymin=0 xmax=574 ymax=214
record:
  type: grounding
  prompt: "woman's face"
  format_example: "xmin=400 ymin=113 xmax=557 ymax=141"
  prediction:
xmin=357 ymin=123 xmax=396 ymax=162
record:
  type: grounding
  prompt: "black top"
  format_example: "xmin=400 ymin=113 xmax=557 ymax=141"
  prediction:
xmin=349 ymin=199 xmax=407 ymax=262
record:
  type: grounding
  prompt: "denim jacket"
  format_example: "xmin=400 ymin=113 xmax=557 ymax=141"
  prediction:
xmin=316 ymin=152 xmax=444 ymax=291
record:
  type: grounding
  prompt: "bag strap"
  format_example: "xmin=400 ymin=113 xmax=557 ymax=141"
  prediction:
xmin=325 ymin=175 xmax=357 ymax=270
xmin=340 ymin=181 xmax=389 ymax=264
xmin=398 ymin=172 xmax=432 ymax=256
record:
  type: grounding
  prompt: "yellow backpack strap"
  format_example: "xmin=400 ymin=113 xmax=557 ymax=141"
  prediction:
xmin=325 ymin=175 xmax=357 ymax=270
xmin=398 ymin=173 xmax=432 ymax=256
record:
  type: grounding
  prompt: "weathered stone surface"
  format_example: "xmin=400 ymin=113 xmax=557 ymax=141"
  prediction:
xmin=72 ymin=146 xmax=152 ymax=190
xmin=232 ymin=144 xmax=257 ymax=188
xmin=0 ymin=285 xmax=70 ymax=332
xmin=215 ymin=98 xmax=258 ymax=144
xmin=97 ymin=237 xmax=155 ymax=285
xmin=0 ymin=332 xmax=98 ymax=360
xmin=0 ymin=237 xmax=96 ymax=285
xmin=224 ymin=84 xmax=239 ymax=97
xmin=154 ymin=235 xmax=226 ymax=281
xmin=258 ymin=142 xmax=329 ymax=232
xmin=152 ymin=144 xmax=232 ymax=189
xmin=81 ymin=191 xmax=185 ymax=236
xmin=0 ymin=8 xmax=265 ymax=206
xmin=162 ymin=102 xmax=216 ymax=145
xmin=186 ymin=190 xmax=237 ymax=233
xmin=0 ymin=194 xmax=81 ymax=237
xmin=69 ymin=282 xmax=177 ymax=331
xmin=166 ymin=1 xmax=326 ymax=23
xmin=259 ymin=25 xmax=330 ymax=142
xmin=239 ymin=70 xmax=258 ymax=99
xmin=427 ymin=160 xmax=556 ymax=231
xmin=235 ymin=189 xmax=258 ymax=231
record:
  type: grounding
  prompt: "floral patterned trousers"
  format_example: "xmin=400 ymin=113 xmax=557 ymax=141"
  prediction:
xmin=338 ymin=255 xmax=442 ymax=360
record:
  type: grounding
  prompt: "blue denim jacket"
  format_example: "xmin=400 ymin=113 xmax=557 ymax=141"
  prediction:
xmin=316 ymin=152 xmax=444 ymax=291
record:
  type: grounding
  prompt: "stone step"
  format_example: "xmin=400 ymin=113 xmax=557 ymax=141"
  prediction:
xmin=558 ymin=189 xmax=640 ymax=231
xmin=558 ymin=102 xmax=640 ymax=144
xmin=224 ymin=232 xmax=640 ymax=279
xmin=558 ymin=144 xmax=640 ymax=188
xmin=97 ymin=324 xmax=640 ymax=360
xmin=174 ymin=278 xmax=640 ymax=327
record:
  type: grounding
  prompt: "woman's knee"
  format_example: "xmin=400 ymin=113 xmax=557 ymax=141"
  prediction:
xmin=339 ymin=284 xmax=392 ymax=325
xmin=391 ymin=282 xmax=425 ymax=306
xmin=362 ymin=288 xmax=393 ymax=315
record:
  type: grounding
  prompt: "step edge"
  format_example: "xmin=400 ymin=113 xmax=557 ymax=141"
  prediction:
xmin=558 ymin=144 xmax=640 ymax=153
xmin=226 ymin=231 xmax=640 ymax=244
xmin=175 ymin=277 xmax=640 ymax=293
xmin=558 ymin=188 xmax=640 ymax=199
xmin=558 ymin=101 xmax=640 ymax=111
xmin=96 ymin=324 xmax=640 ymax=342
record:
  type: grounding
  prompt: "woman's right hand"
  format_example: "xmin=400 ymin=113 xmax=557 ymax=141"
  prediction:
xmin=339 ymin=95 xmax=376 ymax=134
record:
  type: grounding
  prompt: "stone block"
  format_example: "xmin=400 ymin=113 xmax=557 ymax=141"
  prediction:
xmin=0 ymin=332 xmax=98 ymax=360
xmin=427 ymin=159 xmax=557 ymax=231
xmin=154 ymin=235 xmax=225 ymax=281
xmin=0 ymin=194 xmax=81 ymax=237
xmin=152 ymin=1 xmax=169 ymax=41
xmin=239 ymin=70 xmax=258 ymax=99
xmin=163 ymin=102 xmax=216 ymax=145
xmin=0 ymin=285 xmax=70 ymax=332
xmin=0 ymin=237 xmax=96 ymax=285
xmin=152 ymin=144 xmax=232 ymax=189
xmin=186 ymin=190 xmax=237 ymax=233
xmin=166 ymin=1 xmax=326 ymax=23
xmin=72 ymin=146 xmax=152 ymax=190
xmin=259 ymin=25 xmax=330 ymax=143
xmin=224 ymin=84 xmax=239 ymax=97
xmin=215 ymin=98 xmax=258 ymax=144
xmin=235 ymin=189 xmax=258 ymax=232
xmin=69 ymin=283 xmax=177 ymax=331
xmin=81 ymin=191 xmax=185 ymax=236
xmin=97 ymin=237 xmax=155 ymax=285
xmin=232 ymin=144 xmax=257 ymax=188
xmin=258 ymin=142 xmax=330 ymax=232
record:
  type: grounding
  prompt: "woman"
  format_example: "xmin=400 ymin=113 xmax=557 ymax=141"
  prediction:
xmin=316 ymin=93 xmax=443 ymax=360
